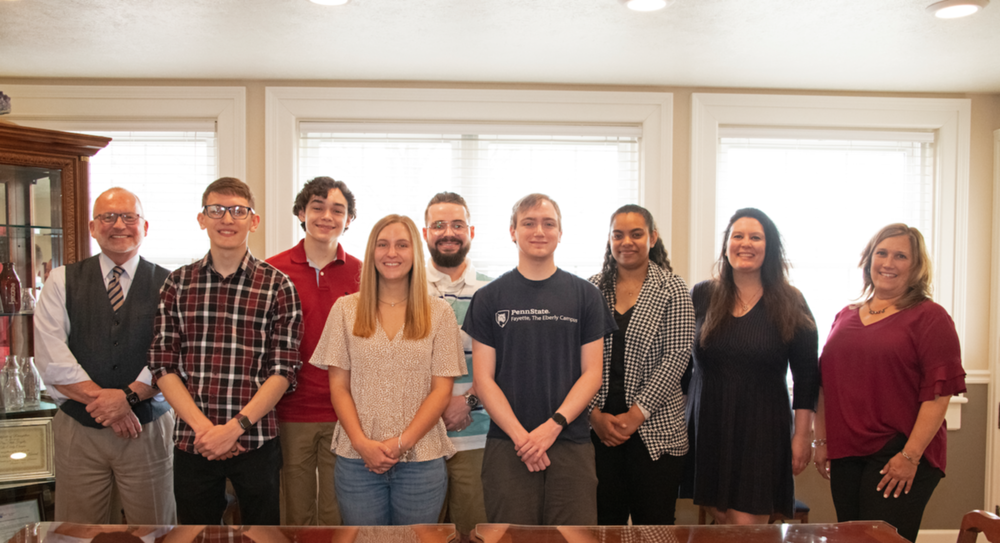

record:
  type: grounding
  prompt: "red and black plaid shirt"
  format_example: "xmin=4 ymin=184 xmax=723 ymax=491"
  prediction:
xmin=149 ymin=251 xmax=302 ymax=453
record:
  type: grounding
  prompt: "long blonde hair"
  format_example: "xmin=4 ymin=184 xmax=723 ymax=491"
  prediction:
xmin=353 ymin=215 xmax=432 ymax=340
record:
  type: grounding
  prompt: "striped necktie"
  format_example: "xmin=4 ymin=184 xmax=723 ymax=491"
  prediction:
xmin=108 ymin=266 xmax=125 ymax=312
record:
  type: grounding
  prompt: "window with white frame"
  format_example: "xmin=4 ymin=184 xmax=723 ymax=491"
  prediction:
xmin=690 ymin=93 xmax=971 ymax=348
xmin=83 ymin=129 xmax=218 ymax=271
xmin=4 ymin=84 xmax=245 ymax=271
xmin=715 ymin=128 xmax=935 ymax=342
xmin=298 ymin=123 xmax=641 ymax=279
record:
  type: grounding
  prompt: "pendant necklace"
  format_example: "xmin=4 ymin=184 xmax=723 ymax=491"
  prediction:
xmin=379 ymin=297 xmax=407 ymax=308
xmin=736 ymin=287 xmax=763 ymax=313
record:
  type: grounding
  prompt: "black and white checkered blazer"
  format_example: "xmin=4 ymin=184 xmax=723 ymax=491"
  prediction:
xmin=589 ymin=264 xmax=695 ymax=459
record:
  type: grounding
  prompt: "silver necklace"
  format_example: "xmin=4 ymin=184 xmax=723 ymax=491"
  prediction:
xmin=378 ymin=298 xmax=406 ymax=308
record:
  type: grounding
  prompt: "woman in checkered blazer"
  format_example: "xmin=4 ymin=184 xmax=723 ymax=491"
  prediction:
xmin=588 ymin=204 xmax=695 ymax=525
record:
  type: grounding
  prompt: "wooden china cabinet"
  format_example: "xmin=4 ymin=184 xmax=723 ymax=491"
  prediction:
xmin=0 ymin=122 xmax=109 ymax=528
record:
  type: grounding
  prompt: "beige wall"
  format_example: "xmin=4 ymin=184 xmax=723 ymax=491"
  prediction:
xmin=4 ymin=77 xmax=998 ymax=528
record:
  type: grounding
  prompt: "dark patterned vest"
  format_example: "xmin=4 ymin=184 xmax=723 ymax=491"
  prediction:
xmin=60 ymin=255 xmax=171 ymax=428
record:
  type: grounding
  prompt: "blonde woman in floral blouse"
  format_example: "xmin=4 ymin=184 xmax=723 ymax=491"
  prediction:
xmin=311 ymin=214 xmax=466 ymax=526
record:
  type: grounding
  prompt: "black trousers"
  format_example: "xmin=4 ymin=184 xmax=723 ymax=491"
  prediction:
xmin=591 ymin=430 xmax=685 ymax=525
xmin=173 ymin=437 xmax=282 ymax=525
xmin=830 ymin=434 xmax=942 ymax=543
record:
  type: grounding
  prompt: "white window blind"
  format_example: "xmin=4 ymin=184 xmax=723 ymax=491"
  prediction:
xmin=299 ymin=123 xmax=641 ymax=279
xmin=717 ymin=128 xmax=935 ymax=343
xmin=83 ymin=129 xmax=218 ymax=271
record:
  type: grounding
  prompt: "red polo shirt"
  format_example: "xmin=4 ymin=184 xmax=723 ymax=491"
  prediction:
xmin=268 ymin=240 xmax=361 ymax=423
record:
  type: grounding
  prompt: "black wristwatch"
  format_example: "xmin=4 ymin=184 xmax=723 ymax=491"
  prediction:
xmin=464 ymin=392 xmax=480 ymax=409
xmin=236 ymin=414 xmax=253 ymax=433
xmin=122 ymin=385 xmax=140 ymax=407
xmin=551 ymin=412 xmax=568 ymax=428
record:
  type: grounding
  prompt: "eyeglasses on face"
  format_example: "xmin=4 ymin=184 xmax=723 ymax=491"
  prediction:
xmin=95 ymin=212 xmax=142 ymax=225
xmin=202 ymin=205 xmax=255 ymax=220
xmin=428 ymin=221 xmax=468 ymax=233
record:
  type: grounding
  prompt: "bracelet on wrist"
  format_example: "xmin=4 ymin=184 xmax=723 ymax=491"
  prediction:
xmin=811 ymin=438 xmax=827 ymax=447
xmin=900 ymin=450 xmax=920 ymax=465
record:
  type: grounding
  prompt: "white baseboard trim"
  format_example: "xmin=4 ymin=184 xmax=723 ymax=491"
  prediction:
xmin=916 ymin=529 xmax=959 ymax=543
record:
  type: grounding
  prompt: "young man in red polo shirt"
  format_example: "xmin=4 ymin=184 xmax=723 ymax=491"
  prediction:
xmin=268 ymin=177 xmax=362 ymax=525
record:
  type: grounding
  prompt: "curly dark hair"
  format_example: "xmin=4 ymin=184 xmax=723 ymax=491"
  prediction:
xmin=597 ymin=204 xmax=671 ymax=296
xmin=293 ymin=177 xmax=357 ymax=232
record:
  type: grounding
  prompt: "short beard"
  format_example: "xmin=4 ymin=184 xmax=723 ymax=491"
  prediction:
xmin=429 ymin=240 xmax=470 ymax=269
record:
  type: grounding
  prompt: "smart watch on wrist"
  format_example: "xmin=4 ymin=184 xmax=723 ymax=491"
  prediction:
xmin=122 ymin=385 xmax=140 ymax=407
xmin=551 ymin=412 xmax=568 ymax=428
xmin=236 ymin=414 xmax=253 ymax=433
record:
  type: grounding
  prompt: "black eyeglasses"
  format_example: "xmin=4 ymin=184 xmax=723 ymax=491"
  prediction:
xmin=95 ymin=212 xmax=142 ymax=225
xmin=202 ymin=205 xmax=254 ymax=220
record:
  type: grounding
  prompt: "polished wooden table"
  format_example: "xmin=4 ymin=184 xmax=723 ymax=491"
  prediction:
xmin=471 ymin=523 xmax=910 ymax=543
xmin=5 ymin=523 xmax=457 ymax=543
xmin=3 ymin=522 xmax=912 ymax=543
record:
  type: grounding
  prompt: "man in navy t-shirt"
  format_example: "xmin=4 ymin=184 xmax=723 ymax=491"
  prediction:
xmin=463 ymin=193 xmax=616 ymax=525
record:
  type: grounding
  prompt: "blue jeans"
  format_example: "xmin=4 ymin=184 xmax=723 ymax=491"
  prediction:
xmin=335 ymin=456 xmax=447 ymax=525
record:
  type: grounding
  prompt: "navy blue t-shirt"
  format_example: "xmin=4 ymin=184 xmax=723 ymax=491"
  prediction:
xmin=463 ymin=268 xmax=616 ymax=444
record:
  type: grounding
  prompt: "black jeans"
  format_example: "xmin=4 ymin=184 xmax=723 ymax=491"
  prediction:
xmin=591 ymin=430 xmax=685 ymax=525
xmin=830 ymin=434 xmax=942 ymax=543
xmin=173 ymin=437 xmax=282 ymax=525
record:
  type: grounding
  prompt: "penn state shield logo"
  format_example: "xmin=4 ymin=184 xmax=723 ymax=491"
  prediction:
xmin=495 ymin=310 xmax=510 ymax=328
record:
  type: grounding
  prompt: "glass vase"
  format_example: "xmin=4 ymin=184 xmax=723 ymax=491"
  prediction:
xmin=3 ymin=355 xmax=24 ymax=411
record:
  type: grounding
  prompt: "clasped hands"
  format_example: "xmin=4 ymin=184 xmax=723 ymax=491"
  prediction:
xmin=513 ymin=419 xmax=566 ymax=473
xmin=442 ymin=394 xmax=474 ymax=432
xmin=590 ymin=408 xmax=642 ymax=448
xmin=357 ymin=436 xmax=408 ymax=474
xmin=85 ymin=388 xmax=141 ymax=439
xmin=193 ymin=419 xmax=246 ymax=461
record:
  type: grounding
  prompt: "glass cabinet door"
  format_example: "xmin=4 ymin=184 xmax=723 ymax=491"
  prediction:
xmin=0 ymin=163 xmax=63 ymax=361
xmin=0 ymin=124 xmax=107 ymax=511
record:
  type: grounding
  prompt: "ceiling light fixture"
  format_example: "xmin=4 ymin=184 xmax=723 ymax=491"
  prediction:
xmin=310 ymin=0 xmax=350 ymax=5
xmin=926 ymin=0 xmax=989 ymax=18
xmin=618 ymin=0 xmax=674 ymax=12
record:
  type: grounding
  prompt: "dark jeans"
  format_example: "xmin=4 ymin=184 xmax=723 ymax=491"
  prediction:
xmin=173 ymin=437 xmax=282 ymax=525
xmin=591 ymin=430 xmax=685 ymax=525
xmin=830 ymin=434 xmax=942 ymax=543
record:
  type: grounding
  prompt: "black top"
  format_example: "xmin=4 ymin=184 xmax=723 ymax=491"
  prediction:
xmin=606 ymin=306 xmax=634 ymax=416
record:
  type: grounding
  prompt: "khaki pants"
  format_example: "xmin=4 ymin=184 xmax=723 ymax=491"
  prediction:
xmin=438 ymin=448 xmax=487 ymax=535
xmin=53 ymin=409 xmax=175 ymax=524
xmin=279 ymin=421 xmax=341 ymax=525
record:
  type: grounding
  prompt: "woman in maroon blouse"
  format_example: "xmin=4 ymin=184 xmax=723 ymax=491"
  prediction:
xmin=814 ymin=224 xmax=966 ymax=543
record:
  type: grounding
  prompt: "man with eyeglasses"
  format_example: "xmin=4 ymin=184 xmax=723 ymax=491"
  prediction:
xmin=149 ymin=177 xmax=302 ymax=525
xmin=266 ymin=177 xmax=361 ymax=526
xmin=34 ymin=187 xmax=175 ymax=524
xmin=422 ymin=192 xmax=490 ymax=540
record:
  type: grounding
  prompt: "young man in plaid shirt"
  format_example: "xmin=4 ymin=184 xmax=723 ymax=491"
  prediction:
xmin=149 ymin=177 xmax=303 ymax=525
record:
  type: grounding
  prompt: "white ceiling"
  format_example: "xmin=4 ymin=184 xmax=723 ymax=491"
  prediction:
xmin=2 ymin=0 xmax=999 ymax=93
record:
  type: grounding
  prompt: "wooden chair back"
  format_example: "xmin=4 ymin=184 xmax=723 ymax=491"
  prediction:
xmin=957 ymin=510 xmax=1000 ymax=543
